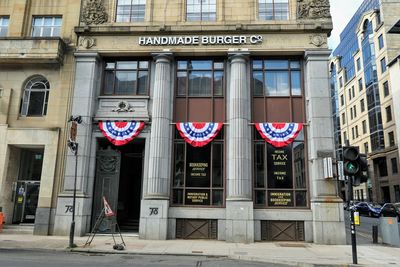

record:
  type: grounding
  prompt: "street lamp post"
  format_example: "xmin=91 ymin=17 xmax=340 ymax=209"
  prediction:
xmin=67 ymin=115 xmax=82 ymax=248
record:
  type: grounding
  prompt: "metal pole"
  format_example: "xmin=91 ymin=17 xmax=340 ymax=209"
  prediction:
xmin=349 ymin=175 xmax=358 ymax=264
xmin=69 ymin=143 xmax=78 ymax=248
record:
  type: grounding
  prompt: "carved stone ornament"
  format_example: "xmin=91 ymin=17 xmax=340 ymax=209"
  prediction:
xmin=81 ymin=0 xmax=108 ymax=25
xmin=310 ymin=34 xmax=326 ymax=47
xmin=297 ymin=0 xmax=331 ymax=19
xmin=79 ymin=37 xmax=96 ymax=49
xmin=112 ymin=101 xmax=134 ymax=113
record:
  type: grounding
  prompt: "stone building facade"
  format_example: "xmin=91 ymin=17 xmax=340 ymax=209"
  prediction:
xmin=330 ymin=0 xmax=400 ymax=204
xmin=0 ymin=0 xmax=80 ymax=234
xmin=50 ymin=0 xmax=345 ymax=244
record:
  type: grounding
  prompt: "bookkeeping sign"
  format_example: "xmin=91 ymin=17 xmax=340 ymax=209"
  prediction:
xmin=139 ymin=35 xmax=263 ymax=46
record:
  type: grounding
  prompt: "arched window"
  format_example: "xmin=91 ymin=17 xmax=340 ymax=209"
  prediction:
xmin=21 ymin=76 xmax=50 ymax=116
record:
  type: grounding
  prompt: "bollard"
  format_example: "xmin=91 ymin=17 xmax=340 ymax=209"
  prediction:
xmin=372 ymin=225 xmax=378 ymax=244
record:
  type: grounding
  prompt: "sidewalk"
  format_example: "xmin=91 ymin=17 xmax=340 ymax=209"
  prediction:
xmin=0 ymin=233 xmax=399 ymax=267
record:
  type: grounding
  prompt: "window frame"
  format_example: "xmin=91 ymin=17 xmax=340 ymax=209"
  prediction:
xmin=253 ymin=129 xmax=308 ymax=209
xmin=386 ymin=105 xmax=392 ymax=122
xmin=171 ymin=129 xmax=225 ymax=207
xmin=186 ymin=0 xmax=217 ymax=22
xmin=380 ymin=57 xmax=387 ymax=74
xmin=389 ymin=131 xmax=395 ymax=147
xmin=391 ymin=158 xmax=398 ymax=174
xmin=31 ymin=16 xmax=62 ymax=37
xmin=0 ymin=16 xmax=9 ymax=37
xmin=115 ymin=0 xmax=146 ymax=22
xmin=102 ymin=59 xmax=151 ymax=96
xmin=20 ymin=76 xmax=50 ymax=117
xmin=383 ymin=81 xmax=389 ymax=97
xmin=251 ymin=58 xmax=302 ymax=97
xmin=175 ymin=58 xmax=226 ymax=98
xmin=258 ymin=0 xmax=290 ymax=21
xmin=378 ymin=34 xmax=384 ymax=50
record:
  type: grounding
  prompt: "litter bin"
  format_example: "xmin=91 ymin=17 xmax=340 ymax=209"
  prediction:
xmin=379 ymin=216 xmax=400 ymax=246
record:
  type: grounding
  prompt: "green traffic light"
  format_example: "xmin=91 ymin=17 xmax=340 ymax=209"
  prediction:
xmin=345 ymin=161 xmax=359 ymax=175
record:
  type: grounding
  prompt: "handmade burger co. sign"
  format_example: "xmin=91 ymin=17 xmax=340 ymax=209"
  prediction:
xmin=139 ymin=35 xmax=263 ymax=46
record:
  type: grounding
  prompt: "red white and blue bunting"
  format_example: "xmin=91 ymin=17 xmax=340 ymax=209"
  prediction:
xmin=99 ymin=121 xmax=145 ymax=146
xmin=255 ymin=122 xmax=303 ymax=148
xmin=176 ymin=122 xmax=223 ymax=147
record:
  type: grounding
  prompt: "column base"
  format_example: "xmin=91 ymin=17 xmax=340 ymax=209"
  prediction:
xmin=225 ymin=200 xmax=254 ymax=243
xmin=33 ymin=207 xmax=53 ymax=235
xmin=139 ymin=199 xmax=169 ymax=240
xmin=53 ymin=196 xmax=91 ymax=236
xmin=311 ymin=197 xmax=346 ymax=245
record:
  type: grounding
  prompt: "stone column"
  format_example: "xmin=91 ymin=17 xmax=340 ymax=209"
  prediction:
xmin=305 ymin=50 xmax=346 ymax=245
xmin=54 ymin=52 xmax=101 ymax=236
xmin=225 ymin=52 xmax=254 ymax=243
xmin=139 ymin=53 xmax=173 ymax=240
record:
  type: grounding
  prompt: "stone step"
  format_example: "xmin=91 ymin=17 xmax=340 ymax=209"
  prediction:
xmin=1 ymin=224 xmax=34 ymax=234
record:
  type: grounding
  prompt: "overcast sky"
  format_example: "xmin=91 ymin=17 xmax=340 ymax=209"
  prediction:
xmin=328 ymin=0 xmax=365 ymax=50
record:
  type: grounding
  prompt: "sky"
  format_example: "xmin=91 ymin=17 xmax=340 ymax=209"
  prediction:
xmin=328 ymin=0 xmax=365 ymax=50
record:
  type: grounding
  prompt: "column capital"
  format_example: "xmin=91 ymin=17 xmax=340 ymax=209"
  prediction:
xmin=73 ymin=52 xmax=101 ymax=63
xmin=228 ymin=51 xmax=250 ymax=64
xmin=304 ymin=49 xmax=331 ymax=61
xmin=152 ymin=52 xmax=174 ymax=63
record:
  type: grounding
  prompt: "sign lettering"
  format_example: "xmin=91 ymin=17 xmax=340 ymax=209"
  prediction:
xmin=65 ymin=205 xmax=74 ymax=213
xmin=268 ymin=191 xmax=294 ymax=207
xmin=139 ymin=35 xmax=263 ymax=46
xmin=149 ymin=207 xmax=159 ymax=216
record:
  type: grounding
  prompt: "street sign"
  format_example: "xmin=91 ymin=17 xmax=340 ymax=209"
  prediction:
xmin=70 ymin=121 xmax=77 ymax=142
xmin=323 ymin=157 xmax=333 ymax=179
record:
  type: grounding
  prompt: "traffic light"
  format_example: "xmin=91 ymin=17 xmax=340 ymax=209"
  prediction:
xmin=343 ymin=146 xmax=369 ymax=186
xmin=343 ymin=146 xmax=360 ymax=175
xmin=354 ymin=153 xmax=368 ymax=186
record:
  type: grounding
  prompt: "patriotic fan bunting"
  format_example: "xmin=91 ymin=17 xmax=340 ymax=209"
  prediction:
xmin=176 ymin=122 xmax=223 ymax=147
xmin=99 ymin=121 xmax=145 ymax=146
xmin=255 ymin=122 xmax=303 ymax=148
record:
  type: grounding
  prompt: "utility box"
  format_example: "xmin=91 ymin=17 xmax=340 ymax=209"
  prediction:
xmin=379 ymin=217 xmax=400 ymax=246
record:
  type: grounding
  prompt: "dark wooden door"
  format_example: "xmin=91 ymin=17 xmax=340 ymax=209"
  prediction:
xmin=92 ymin=147 xmax=121 ymax=232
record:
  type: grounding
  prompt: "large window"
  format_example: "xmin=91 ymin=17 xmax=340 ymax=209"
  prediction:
xmin=103 ymin=60 xmax=150 ymax=95
xmin=186 ymin=0 xmax=216 ymax=21
xmin=259 ymin=0 xmax=289 ymax=20
xmin=116 ymin=0 xmax=146 ymax=22
xmin=21 ymin=76 xmax=50 ymax=117
xmin=254 ymin=129 xmax=307 ymax=208
xmin=252 ymin=59 xmax=301 ymax=96
xmin=176 ymin=59 xmax=224 ymax=97
xmin=32 ymin=16 xmax=62 ymax=37
xmin=172 ymin=130 xmax=224 ymax=206
xmin=0 ymin=16 xmax=9 ymax=37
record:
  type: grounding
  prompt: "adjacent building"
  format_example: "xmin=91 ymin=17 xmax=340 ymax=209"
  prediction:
xmin=1 ymin=0 xmax=346 ymax=244
xmin=330 ymin=0 xmax=400 ymax=204
xmin=0 ymin=0 xmax=81 ymax=234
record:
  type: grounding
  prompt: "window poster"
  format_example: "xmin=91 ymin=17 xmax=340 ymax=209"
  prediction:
xmin=186 ymin=145 xmax=211 ymax=187
xmin=267 ymin=144 xmax=293 ymax=189
xmin=185 ymin=189 xmax=210 ymax=205
xmin=268 ymin=191 xmax=294 ymax=207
